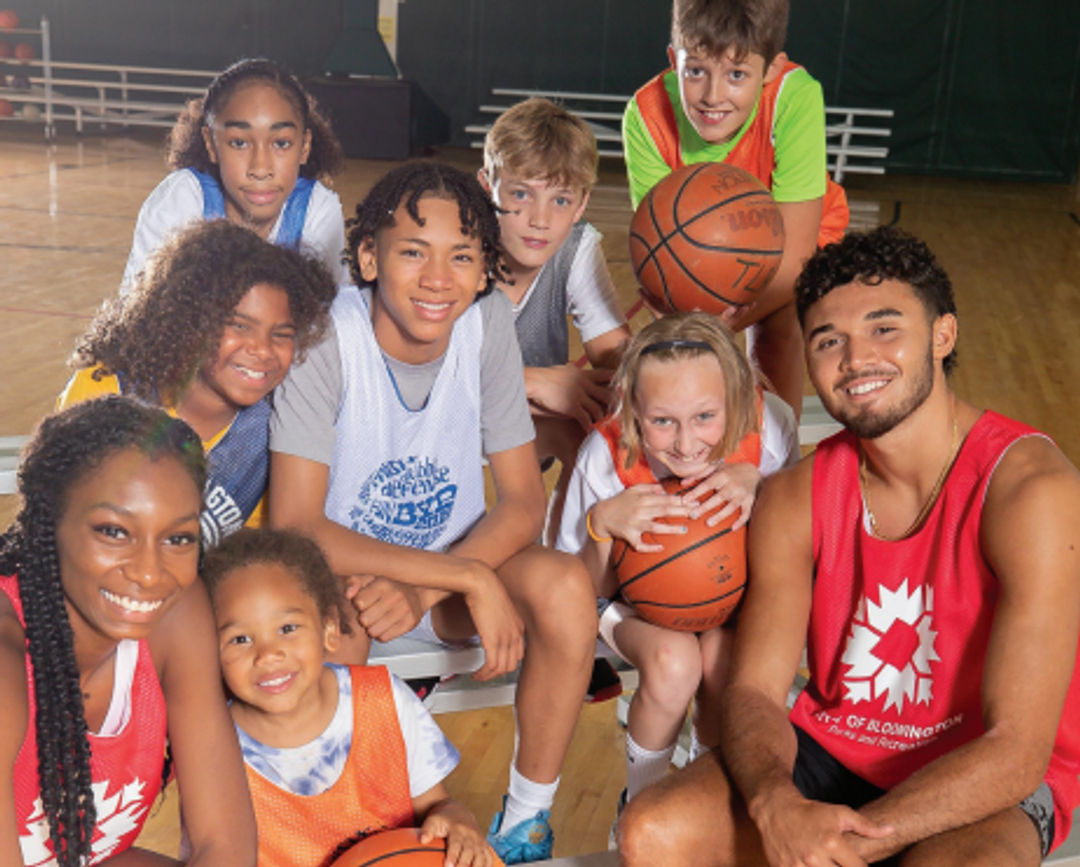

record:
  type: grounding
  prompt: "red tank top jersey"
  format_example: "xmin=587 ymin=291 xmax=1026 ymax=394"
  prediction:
xmin=2 ymin=574 xmax=167 ymax=866
xmin=596 ymin=387 xmax=764 ymax=487
xmin=245 ymin=665 xmax=414 ymax=867
xmin=633 ymin=62 xmax=849 ymax=247
xmin=788 ymin=413 xmax=1080 ymax=849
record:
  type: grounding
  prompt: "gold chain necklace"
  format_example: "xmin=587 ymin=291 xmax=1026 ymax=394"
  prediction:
xmin=859 ymin=397 xmax=960 ymax=541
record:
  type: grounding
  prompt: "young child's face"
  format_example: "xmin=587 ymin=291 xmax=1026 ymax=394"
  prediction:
xmin=359 ymin=194 xmax=488 ymax=364
xmin=670 ymin=45 xmax=778 ymax=145
xmin=197 ymin=282 xmax=296 ymax=412
xmin=481 ymin=170 xmax=588 ymax=276
xmin=56 ymin=447 xmax=201 ymax=644
xmin=633 ymin=353 xmax=728 ymax=478
xmin=213 ymin=561 xmax=338 ymax=718
xmin=202 ymin=80 xmax=312 ymax=236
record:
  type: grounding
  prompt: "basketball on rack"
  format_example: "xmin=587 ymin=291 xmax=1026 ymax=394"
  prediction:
xmin=13 ymin=42 xmax=34 ymax=60
xmin=610 ymin=477 xmax=748 ymax=631
xmin=0 ymin=10 xmax=19 ymax=30
xmin=628 ymin=162 xmax=785 ymax=316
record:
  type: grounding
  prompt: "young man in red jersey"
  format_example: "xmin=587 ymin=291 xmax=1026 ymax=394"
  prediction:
xmin=617 ymin=227 xmax=1080 ymax=866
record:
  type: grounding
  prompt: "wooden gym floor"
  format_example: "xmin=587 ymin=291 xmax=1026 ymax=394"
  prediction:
xmin=1 ymin=125 xmax=1079 ymax=857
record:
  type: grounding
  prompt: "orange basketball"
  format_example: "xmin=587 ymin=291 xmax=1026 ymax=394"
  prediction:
xmin=0 ymin=10 xmax=19 ymax=29
xmin=13 ymin=41 xmax=34 ymax=60
xmin=611 ymin=478 xmax=747 ymax=631
xmin=331 ymin=828 xmax=504 ymax=867
xmin=629 ymin=162 xmax=784 ymax=315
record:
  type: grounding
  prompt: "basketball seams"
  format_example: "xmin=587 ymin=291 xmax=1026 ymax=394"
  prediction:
xmin=615 ymin=525 xmax=735 ymax=592
xmin=629 ymin=581 xmax=747 ymax=610
xmin=345 ymin=844 xmax=448 ymax=866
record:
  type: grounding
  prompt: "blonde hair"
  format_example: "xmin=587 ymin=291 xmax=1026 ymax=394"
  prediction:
xmin=483 ymin=98 xmax=598 ymax=192
xmin=612 ymin=312 xmax=759 ymax=469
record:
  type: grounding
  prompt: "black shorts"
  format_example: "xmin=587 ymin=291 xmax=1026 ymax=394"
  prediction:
xmin=791 ymin=726 xmax=1054 ymax=857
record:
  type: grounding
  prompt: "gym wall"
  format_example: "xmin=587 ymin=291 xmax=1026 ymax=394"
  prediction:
xmin=7 ymin=0 xmax=1079 ymax=182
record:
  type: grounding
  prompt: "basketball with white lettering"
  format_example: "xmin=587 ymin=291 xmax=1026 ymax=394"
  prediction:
xmin=629 ymin=162 xmax=784 ymax=315
xmin=611 ymin=477 xmax=747 ymax=631
xmin=331 ymin=828 xmax=505 ymax=867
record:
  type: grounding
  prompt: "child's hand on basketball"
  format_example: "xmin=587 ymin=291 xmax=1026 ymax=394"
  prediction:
xmin=344 ymin=575 xmax=425 ymax=641
xmin=525 ymin=363 xmax=612 ymax=429
xmin=592 ymin=485 xmax=691 ymax=553
xmin=463 ymin=566 xmax=525 ymax=681
xmin=680 ymin=461 xmax=762 ymax=530
xmin=420 ymin=800 xmax=492 ymax=867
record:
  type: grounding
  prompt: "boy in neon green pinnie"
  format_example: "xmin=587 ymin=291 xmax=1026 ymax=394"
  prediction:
xmin=623 ymin=0 xmax=848 ymax=417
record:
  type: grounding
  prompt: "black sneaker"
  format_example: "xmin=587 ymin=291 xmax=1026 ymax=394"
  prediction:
xmin=586 ymin=658 xmax=623 ymax=703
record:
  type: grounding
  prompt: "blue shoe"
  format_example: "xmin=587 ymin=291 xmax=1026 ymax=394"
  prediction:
xmin=486 ymin=795 xmax=554 ymax=864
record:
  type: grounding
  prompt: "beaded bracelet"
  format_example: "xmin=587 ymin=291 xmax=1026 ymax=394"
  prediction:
xmin=586 ymin=507 xmax=613 ymax=543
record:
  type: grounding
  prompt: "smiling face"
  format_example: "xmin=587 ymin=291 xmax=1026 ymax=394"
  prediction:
xmin=56 ymin=448 xmax=202 ymax=648
xmin=480 ymin=169 xmax=588 ymax=283
xmin=804 ymin=279 xmax=956 ymax=439
xmin=634 ymin=353 xmax=729 ymax=479
xmin=360 ymin=194 xmax=489 ymax=364
xmin=214 ymin=561 xmax=339 ymax=734
xmin=671 ymin=45 xmax=783 ymax=145
xmin=195 ymin=282 xmax=296 ymax=414
xmin=201 ymin=80 xmax=312 ymax=236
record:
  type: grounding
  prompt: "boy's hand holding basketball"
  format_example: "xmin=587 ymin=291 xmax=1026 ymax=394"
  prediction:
xmin=681 ymin=461 xmax=763 ymax=530
xmin=591 ymin=484 xmax=691 ymax=554
xmin=419 ymin=799 xmax=492 ymax=867
xmin=525 ymin=364 xmax=612 ymax=429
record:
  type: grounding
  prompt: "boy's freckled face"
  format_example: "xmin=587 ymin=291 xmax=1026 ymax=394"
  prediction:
xmin=360 ymin=194 xmax=488 ymax=365
xmin=214 ymin=562 xmax=338 ymax=721
xmin=484 ymin=171 xmax=589 ymax=278
xmin=673 ymin=46 xmax=773 ymax=145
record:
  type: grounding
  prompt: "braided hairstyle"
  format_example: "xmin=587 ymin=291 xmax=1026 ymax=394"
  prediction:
xmin=0 ymin=396 xmax=205 ymax=867
xmin=345 ymin=160 xmax=508 ymax=292
xmin=166 ymin=57 xmax=344 ymax=181
xmin=71 ymin=219 xmax=337 ymax=407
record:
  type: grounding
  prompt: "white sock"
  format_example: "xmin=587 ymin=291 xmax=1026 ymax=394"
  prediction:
xmin=497 ymin=764 xmax=559 ymax=834
xmin=625 ymin=732 xmax=676 ymax=801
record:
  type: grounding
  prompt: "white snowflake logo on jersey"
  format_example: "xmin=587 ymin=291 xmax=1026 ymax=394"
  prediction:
xmin=840 ymin=579 xmax=940 ymax=713
xmin=19 ymin=777 xmax=149 ymax=865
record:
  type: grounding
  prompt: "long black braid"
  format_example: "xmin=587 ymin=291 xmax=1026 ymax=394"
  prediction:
xmin=0 ymin=396 xmax=205 ymax=867
xmin=166 ymin=57 xmax=345 ymax=181
xmin=344 ymin=160 xmax=509 ymax=292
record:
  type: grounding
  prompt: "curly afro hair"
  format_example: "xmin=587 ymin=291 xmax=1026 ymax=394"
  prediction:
xmin=0 ymin=396 xmax=205 ymax=867
xmin=201 ymin=527 xmax=351 ymax=636
xmin=795 ymin=226 xmax=958 ymax=375
xmin=166 ymin=57 xmax=344 ymax=182
xmin=345 ymin=160 xmax=507 ymax=292
xmin=72 ymin=219 xmax=338 ymax=406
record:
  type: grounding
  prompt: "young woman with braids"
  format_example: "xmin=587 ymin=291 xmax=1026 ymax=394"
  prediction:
xmin=0 ymin=396 xmax=255 ymax=866
xmin=120 ymin=57 xmax=348 ymax=292
xmin=267 ymin=161 xmax=597 ymax=863
xmin=60 ymin=220 xmax=337 ymax=547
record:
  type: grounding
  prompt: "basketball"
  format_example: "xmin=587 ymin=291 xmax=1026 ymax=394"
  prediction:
xmin=611 ymin=477 xmax=747 ymax=631
xmin=13 ymin=42 xmax=33 ymax=60
xmin=21 ymin=103 xmax=40 ymax=121
xmin=0 ymin=10 xmax=18 ymax=29
xmin=330 ymin=828 xmax=504 ymax=867
xmin=0 ymin=42 xmax=11 ymax=58
xmin=628 ymin=162 xmax=784 ymax=315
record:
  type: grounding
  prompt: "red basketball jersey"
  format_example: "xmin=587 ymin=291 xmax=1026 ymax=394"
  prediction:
xmin=789 ymin=413 xmax=1080 ymax=849
xmin=2 ymin=574 xmax=167 ymax=866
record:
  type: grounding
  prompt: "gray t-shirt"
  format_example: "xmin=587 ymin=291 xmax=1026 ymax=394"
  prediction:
xmin=270 ymin=288 xmax=535 ymax=465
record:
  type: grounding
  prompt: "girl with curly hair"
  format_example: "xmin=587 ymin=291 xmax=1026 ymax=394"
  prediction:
xmin=61 ymin=220 xmax=337 ymax=547
xmin=0 ymin=395 xmax=255 ymax=866
xmin=120 ymin=57 xmax=348 ymax=292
